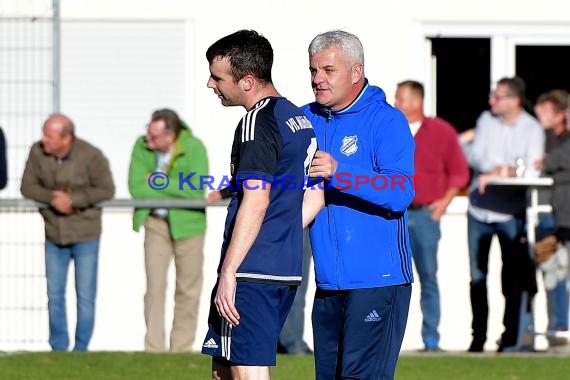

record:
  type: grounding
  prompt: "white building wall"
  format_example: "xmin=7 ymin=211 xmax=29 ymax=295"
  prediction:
xmin=2 ymin=0 xmax=568 ymax=351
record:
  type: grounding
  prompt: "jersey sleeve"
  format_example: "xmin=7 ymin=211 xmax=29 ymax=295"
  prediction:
xmin=236 ymin=109 xmax=282 ymax=182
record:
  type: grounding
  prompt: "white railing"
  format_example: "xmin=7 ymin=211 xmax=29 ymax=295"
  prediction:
xmin=0 ymin=198 xmax=226 ymax=351
xmin=0 ymin=195 xmax=557 ymax=352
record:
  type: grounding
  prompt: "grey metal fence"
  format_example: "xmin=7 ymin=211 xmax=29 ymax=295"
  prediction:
xmin=1 ymin=0 xmax=57 ymax=350
xmin=0 ymin=198 xmax=222 ymax=351
xmin=0 ymin=1 xmax=56 ymax=199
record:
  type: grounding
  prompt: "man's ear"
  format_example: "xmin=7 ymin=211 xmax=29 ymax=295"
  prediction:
xmin=241 ymin=75 xmax=255 ymax=91
xmin=351 ymin=64 xmax=363 ymax=84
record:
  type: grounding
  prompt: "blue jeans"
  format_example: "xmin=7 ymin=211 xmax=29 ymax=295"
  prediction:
xmin=278 ymin=229 xmax=311 ymax=353
xmin=467 ymin=213 xmax=531 ymax=350
xmin=547 ymin=281 xmax=569 ymax=331
xmin=408 ymin=208 xmax=441 ymax=348
xmin=45 ymin=238 xmax=99 ymax=351
xmin=468 ymin=214 xmax=522 ymax=283
xmin=537 ymin=214 xmax=569 ymax=331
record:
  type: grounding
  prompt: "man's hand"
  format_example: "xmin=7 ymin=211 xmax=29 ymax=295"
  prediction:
xmin=478 ymin=166 xmax=513 ymax=194
xmin=214 ymin=179 xmax=268 ymax=327
xmin=428 ymin=198 xmax=450 ymax=221
xmin=214 ymin=269 xmax=240 ymax=327
xmin=309 ymin=150 xmax=338 ymax=178
xmin=207 ymin=190 xmax=223 ymax=203
xmin=534 ymin=154 xmax=546 ymax=171
xmin=50 ymin=190 xmax=75 ymax=214
xmin=477 ymin=173 xmax=495 ymax=194
xmin=459 ymin=128 xmax=475 ymax=145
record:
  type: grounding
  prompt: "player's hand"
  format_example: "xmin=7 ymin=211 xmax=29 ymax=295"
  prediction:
xmin=214 ymin=270 xmax=240 ymax=326
xmin=309 ymin=150 xmax=338 ymax=179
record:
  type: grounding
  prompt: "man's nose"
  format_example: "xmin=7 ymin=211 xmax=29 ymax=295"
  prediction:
xmin=312 ymin=71 xmax=324 ymax=84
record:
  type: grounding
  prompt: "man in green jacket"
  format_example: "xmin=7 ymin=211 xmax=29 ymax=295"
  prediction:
xmin=128 ymin=108 xmax=208 ymax=352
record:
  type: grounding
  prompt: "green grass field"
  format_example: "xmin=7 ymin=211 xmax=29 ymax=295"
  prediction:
xmin=2 ymin=352 xmax=570 ymax=379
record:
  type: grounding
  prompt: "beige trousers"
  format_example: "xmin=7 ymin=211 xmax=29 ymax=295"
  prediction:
xmin=143 ymin=216 xmax=204 ymax=352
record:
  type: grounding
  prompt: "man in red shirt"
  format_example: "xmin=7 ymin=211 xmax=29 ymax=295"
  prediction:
xmin=395 ymin=80 xmax=470 ymax=351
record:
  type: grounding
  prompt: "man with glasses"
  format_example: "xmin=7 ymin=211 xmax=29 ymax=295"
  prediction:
xmin=465 ymin=77 xmax=544 ymax=352
xmin=128 ymin=108 xmax=208 ymax=352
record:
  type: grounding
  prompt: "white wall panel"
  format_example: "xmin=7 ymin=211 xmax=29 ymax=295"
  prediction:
xmin=61 ymin=20 xmax=187 ymax=198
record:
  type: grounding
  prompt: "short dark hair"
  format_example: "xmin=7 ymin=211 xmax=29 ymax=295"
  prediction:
xmin=151 ymin=109 xmax=182 ymax=137
xmin=536 ymin=89 xmax=569 ymax=113
xmin=397 ymin=80 xmax=424 ymax=99
xmin=497 ymin=76 xmax=526 ymax=107
xmin=206 ymin=29 xmax=273 ymax=84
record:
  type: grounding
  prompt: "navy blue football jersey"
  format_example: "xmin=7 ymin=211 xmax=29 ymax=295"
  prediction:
xmin=219 ymin=96 xmax=317 ymax=285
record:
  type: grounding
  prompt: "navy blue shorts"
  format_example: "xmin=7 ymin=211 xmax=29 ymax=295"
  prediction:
xmin=201 ymin=281 xmax=297 ymax=366
xmin=312 ymin=284 xmax=412 ymax=380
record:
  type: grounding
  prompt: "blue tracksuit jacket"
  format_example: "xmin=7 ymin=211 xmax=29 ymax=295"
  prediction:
xmin=302 ymin=81 xmax=415 ymax=290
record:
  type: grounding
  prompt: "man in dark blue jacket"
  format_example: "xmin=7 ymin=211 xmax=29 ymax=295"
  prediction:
xmin=0 ymin=127 xmax=6 ymax=190
xmin=304 ymin=30 xmax=415 ymax=380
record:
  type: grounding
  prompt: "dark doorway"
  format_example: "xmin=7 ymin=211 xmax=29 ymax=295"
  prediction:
xmin=516 ymin=45 xmax=570 ymax=108
xmin=430 ymin=38 xmax=491 ymax=133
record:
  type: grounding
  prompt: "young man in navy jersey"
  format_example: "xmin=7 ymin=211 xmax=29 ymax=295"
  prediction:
xmin=201 ymin=30 xmax=323 ymax=380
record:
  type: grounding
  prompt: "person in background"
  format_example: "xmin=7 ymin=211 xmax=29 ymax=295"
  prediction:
xmin=303 ymin=30 xmax=415 ymax=379
xmin=21 ymin=114 xmax=115 ymax=351
xmin=395 ymin=80 xmax=470 ymax=352
xmin=465 ymin=76 xmax=544 ymax=352
xmin=534 ymin=89 xmax=570 ymax=348
xmin=128 ymin=108 xmax=208 ymax=352
xmin=0 ymin=127 xmax=6 ymax=190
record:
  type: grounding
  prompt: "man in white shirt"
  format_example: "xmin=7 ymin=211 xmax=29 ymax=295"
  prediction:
xmin=466 ymin=76 xmax=544 ymax=353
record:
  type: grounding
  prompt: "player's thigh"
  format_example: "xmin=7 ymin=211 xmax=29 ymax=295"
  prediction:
xmin=203 ymin=282 xmax=296 ymax=366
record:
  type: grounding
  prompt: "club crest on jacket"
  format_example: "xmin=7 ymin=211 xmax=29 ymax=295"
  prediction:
xmin=340 ymin=135 xmax=358 ymax=156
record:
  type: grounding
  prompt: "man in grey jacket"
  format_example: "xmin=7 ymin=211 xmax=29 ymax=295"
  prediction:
xmin=533 ymin=90 xmax=570 ymax=348
xmin=21 ymin=114 xmax=114 ymax=351
xmin=541 ymin=98 xmax=570 ymax=343
xmin=540 ymin=93 xmax=570 ymax=243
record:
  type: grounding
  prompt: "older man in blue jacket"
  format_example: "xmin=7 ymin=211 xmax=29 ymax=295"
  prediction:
xmin=304 ymin=30 xmax=415 ymax=380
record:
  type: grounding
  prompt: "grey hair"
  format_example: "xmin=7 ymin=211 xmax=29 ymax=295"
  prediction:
xmin=308 ymin=30 xmax=364 ymax=66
